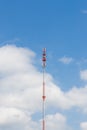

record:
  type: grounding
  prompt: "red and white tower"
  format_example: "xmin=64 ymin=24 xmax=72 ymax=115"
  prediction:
xmin=42 ymin=48 xmax=46 ymax=130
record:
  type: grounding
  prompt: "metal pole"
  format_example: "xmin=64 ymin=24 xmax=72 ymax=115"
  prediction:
xmin=42 ymin=48 xmax=46 ymax=130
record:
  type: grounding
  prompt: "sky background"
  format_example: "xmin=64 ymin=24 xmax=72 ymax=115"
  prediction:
xmin=0 ymin=0 xmax=87 ymax=130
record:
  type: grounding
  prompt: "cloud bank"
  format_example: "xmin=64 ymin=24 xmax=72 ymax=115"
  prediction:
xmin=0 ymin=45 xmax=87 ymax=129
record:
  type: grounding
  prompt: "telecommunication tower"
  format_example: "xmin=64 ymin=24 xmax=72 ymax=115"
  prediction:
xmin=42 ymin=48 xmax=46 ymax=130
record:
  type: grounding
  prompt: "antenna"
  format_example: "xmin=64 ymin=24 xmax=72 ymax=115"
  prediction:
xmin=42 ymin=48 xmax=46 ymax=130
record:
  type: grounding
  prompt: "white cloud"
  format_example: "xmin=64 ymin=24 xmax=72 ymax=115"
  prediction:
xmin=80 ymin=70 xmax=87 ymax=81
xmin=47 ymin=84 xmax=87 ymax=113
xmin=0 ymin=45 xmax=35 ymax=74
xmin=0 ymin=107 xmax=38 ymax=130
xmin=81 ymin=10 xmax=87 ymax=14
xmin=58 ymin=56 xmax=73 ymax=64
xmin=0 ymin=107 xmax=28 ymax=125
xmin=66 ymin=86 xmax=87 ymax=113
xmin=80 ymin=122 xmax=87 ymax=130
xmin=45 ymin=113 xmax=69 ymax=130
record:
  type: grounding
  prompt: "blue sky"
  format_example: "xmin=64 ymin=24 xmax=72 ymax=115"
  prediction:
xmin=0 ymin=0 xmax=87 ymax=87
xmin=0 ymin=0 xmax=87 ymax=130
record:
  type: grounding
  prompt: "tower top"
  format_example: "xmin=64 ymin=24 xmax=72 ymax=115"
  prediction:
xmin=42 ymin=48 xmax=46 ymax=67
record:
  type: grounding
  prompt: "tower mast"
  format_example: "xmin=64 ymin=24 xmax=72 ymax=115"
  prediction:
xmin=42 ymin=48 xmax=46 ymax=130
